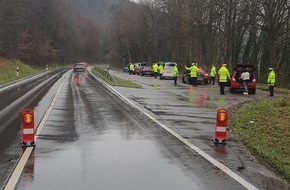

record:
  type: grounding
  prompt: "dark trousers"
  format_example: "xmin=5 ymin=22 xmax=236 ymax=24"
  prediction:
xmin=191 ymin=77 xmax=197 ymax=86
xmin=173 ymin=77 xmax=177 ymax=86
xmin=243 ymin=80 xmax=250 ymax=92
xmin=209 ymin=77 xmax=215 ymax=84
xmin=154 ymin=72 xmax=158 ymax=78
xmin=269 ymin=86 xmax=274 ymax=96
xmin=220 ymin=82 xmax=226 ymax=94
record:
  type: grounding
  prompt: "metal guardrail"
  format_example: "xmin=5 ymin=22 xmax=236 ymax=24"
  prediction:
xmin=94 ymin=67 xmax=118 ymax=84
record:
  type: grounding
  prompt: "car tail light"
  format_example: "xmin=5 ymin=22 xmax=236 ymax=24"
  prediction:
xmin=252 ymin=78 xmax=256 ymax=82
xmin=204 ymin=73 xmax=208 ymax=77
xmin=232 ymin=77 xmax=236 ymax=81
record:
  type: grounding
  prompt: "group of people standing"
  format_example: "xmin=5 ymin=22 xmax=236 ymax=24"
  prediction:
xmin=128 ymin=62 xmax=276 ymax=97
xmin=213 ymin=64 xmax=276 ymax=97
xmin=152 ymin=63 xmax=164 ymax=79
xmin=183 ymin=62 xmax=276 ymax=97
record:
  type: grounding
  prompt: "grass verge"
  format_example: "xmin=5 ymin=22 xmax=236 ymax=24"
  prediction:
xmin=0 ymin=58 xmax=38 ymax=85
xmin=91 ymin=67 xmax=141 ymax=88
xmin=231 ymin=96 xmax=290 ymax=181
xmin=257 ymin=83 xmax=290 ymax=95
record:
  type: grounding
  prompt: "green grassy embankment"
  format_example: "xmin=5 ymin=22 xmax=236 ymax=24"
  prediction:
xmin=231 ymin=91 xmax=290 ymax=181
xmin=0 ymin=58 xmax=37 ymax=85
xmin=91 ymin=66 xmax=141 ymax=88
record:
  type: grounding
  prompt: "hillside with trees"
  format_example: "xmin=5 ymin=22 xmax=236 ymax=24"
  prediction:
xmin=0 ymin=0 xmax=289 ymax=87
xmin=0 ymin=0 xmax=116 ymax=65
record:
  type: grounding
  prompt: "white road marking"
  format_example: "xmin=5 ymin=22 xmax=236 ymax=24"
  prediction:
xmin=4 ymin=147 xmax=33 ymax=190
xmin=4 ymin=74 xmax=67 ymax=190
xmin=88 ymin=69 xmax=259 ymax=190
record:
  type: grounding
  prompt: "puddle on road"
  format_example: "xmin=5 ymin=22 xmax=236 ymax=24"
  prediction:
xmin=172 ymin=87 xmax=224 ymax=109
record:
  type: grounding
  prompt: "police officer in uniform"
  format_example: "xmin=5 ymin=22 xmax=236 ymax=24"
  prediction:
xmin=218 ymin=64 xmax=230 ymax=95
xmin=268 ymin=68 xmax=276 ymax=97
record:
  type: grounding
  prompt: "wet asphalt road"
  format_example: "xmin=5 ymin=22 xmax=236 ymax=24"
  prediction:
xmin=0 ymin=69 xmax=68 ymax=189
xmin=14 ymin=70 xmax=246 ymax=190
xmin=1 ymin=68 xmax=289 ymax=189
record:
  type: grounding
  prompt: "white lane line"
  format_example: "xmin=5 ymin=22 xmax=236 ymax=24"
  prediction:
xmin=4 ymin=74 xmax=67 ymax=190
xmin=35 ymin=74 xmax=65 ymax=137
xmin=88 ymin=69 xmax=259 ymax=190
xmin=4 ymin=147 xmax=33 ymax=190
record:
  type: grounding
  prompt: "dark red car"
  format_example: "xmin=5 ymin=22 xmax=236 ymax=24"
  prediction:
xmin=73 ymin=62 xmax=86 ymax=72
xmin=140 ymin=66 xmax=154 ymax=76
xmin=182 ymin=68 xmax=209 ymax=85
xmin=229 ymin=64 xmax=256 ymax=94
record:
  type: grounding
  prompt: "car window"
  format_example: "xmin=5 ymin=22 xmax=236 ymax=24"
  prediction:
xmin=234 ymin=64 xmax=255 ymax=73
xmin=140 ymin=63 xmax=148 ymax=66
xmin=165 ymin=62 xmax=176 ymax=67
xmin=74 ymin=63 xmax=85 ymax=68
xmin=198 ymin=70 xmax=205 ymax=74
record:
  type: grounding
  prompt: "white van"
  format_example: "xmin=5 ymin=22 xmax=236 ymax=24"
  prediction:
xmin=160 ymin=62 xmax=177 ymax=79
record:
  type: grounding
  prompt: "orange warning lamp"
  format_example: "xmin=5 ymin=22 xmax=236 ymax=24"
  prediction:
xmin=217 ymin=112 xmax=227 ymax=122
xmin=214 ymin=108 xmax=228 ymax=144
xmin=23 ymin=113 xmax=33 ymax=124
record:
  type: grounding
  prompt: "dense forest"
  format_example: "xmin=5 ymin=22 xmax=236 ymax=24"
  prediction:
xmin=0 ymin=0 xmax=289 ymax=86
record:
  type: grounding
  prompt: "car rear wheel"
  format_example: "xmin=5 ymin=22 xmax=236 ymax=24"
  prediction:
xmin=249 ymin=89 xmax=256 ymax=94
xmin=229 ymin=88 xmax=236 ymax=93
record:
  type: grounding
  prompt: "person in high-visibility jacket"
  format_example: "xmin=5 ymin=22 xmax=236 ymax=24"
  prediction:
xmin=209 ymin=64 xmax=216 ymax=85
xmin=129 ymin=63 xmax=134 ymax=75
xmin=218 ymin=64 xmax=230 ymax=95
xmin=185 ymin=63 xmax=198 ymax=87
xmin=152 ymin=63 xmax=159 ymax=78
xmin=158 ymin=64 xmax=164 ymax=80
xmin=268 ymin=68 xmax=276 ymax=97
xmin=173 ymin=64 xmax=179 ymax=86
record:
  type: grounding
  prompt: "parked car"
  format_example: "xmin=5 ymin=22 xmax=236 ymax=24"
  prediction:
xmin=140 ymin=66 xmax=154 ymax=76
xmin=160 ymin=62 xmax=176 ymax=79
xmin=229 ymin=64 xmax=256 ymax=94
xmin=73 ymin=62 xmax=86 ymax=72
xmin=123 ymin=65 xmax=129 ymax=72
xmin=182 ymin=68 xmax=209 ymax=85
xmin=133 ymin=62 xmax=149 ymax=75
